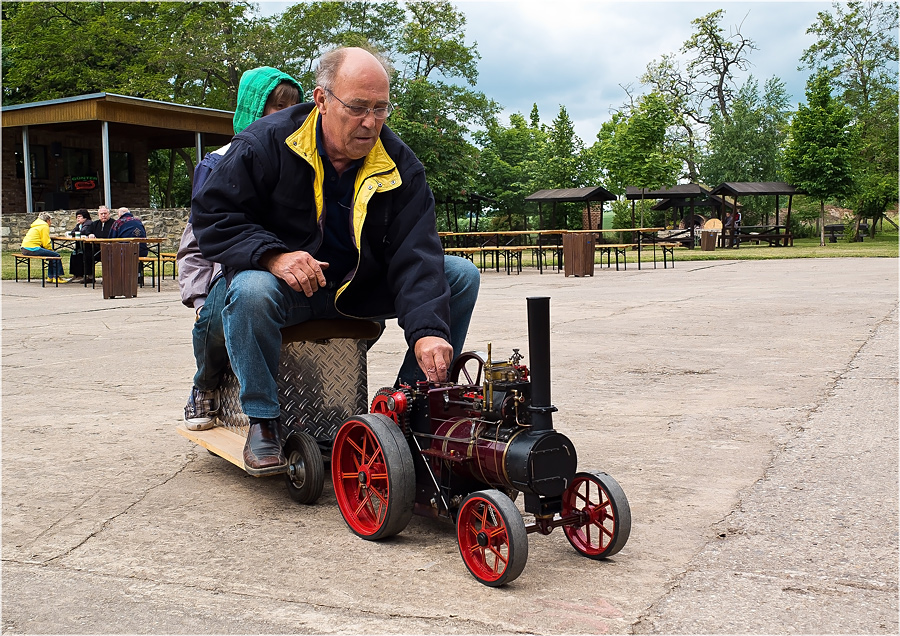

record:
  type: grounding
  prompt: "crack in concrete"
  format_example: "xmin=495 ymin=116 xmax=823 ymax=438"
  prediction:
xmin=38 ymin=453 xmax=198 ymax=564
xmin=629 ymin=304 xmax=898 ymax=633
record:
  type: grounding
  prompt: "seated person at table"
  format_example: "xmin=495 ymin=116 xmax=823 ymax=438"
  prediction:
xmin=107 ymin=206 xmax=149 ymax=257
xmin=69 ymin=209 xmax=92 ymax=282
xmin=87 ymin=205 xmax=114 ymax=271
xmin=20 ymin=212 xmax=66 ymax=283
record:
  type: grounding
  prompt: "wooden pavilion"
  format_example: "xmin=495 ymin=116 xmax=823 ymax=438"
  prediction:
xmin=2 ymin=93 xmax=234 ymax=214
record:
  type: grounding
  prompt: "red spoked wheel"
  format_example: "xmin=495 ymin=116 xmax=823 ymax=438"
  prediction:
xmin=456 ymin=489 xmax=528 ymax=586
xmin=562 ymin=471 xmax=631 ymax=559
xmin=331 ymin=414 xmax=414 ymax=540
xmin=449 ymin=351 xmax=488 ymax=385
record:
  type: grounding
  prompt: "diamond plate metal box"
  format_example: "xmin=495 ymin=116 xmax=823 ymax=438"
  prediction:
xmin=218 ymin=338 xmax=369 ymax=447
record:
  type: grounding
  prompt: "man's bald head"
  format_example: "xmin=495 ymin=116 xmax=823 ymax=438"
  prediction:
xmin=315 ymin=47 xmax=391 ymax=91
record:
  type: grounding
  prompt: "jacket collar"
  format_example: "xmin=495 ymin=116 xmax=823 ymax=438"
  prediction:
xmin=285 ymin=109 xmax=397 ymax=179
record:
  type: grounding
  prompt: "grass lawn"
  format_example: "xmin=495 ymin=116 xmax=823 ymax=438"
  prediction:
xmin=2 ymin=230 xmax=897 ymax=280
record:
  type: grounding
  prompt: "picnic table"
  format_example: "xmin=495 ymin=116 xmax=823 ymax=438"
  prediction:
xmin=51 ymin=236 xmax=165 ymax=293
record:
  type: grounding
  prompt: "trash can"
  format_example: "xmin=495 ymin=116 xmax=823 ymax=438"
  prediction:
xmin=100 ymin=241 xmax=139 ymax=299
xmin=700 ymin=231 xmax=717 ymax=251
xmin=563 ymin=233 xmax=595 ymax=277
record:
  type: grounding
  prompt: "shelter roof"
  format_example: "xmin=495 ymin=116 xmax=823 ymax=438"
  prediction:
xmin=625 ymin=184 xmax=708 ymax=200
xmin=651 ymin=193 xmax=736 ymax=211
xmin=2 ymin=92 xmax=234 ymax=150
xmin=525 ymin=186 xmax=616 ymax=203
xmin=709 ymin=182 xmax=802 ymax=197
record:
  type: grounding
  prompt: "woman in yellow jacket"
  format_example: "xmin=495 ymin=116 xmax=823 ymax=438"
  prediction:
xmin=21 ymin=212 xmax=66 ymax=282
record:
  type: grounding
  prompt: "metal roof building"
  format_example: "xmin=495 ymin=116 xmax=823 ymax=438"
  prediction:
xmin=2 ymin=93 xmax=234 ymax=213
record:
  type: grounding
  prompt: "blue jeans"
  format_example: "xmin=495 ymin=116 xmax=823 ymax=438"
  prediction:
xmin=191 ymin=276 xmax=228 ymax=392
xmin=395 ymin=255 xmax=480 ymax=383
xmin=222 ymin=255 xmax=480 ymax=419
xmin=22 ymin=247 xmax=64 ymax=278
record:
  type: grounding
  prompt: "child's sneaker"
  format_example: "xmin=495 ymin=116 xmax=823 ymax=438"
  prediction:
xmin=184 ymin=387 xmax=219 ymax=430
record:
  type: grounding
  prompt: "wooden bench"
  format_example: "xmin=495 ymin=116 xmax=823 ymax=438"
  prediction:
xmin=14 ymin=254 xmax=63 ymax=287
xmin=595 ymin=243 xmax=636 ymax=271
xmin=656 ymin=242 xmax=678 ymax=269
xmin=824 ymin=223 xmax=868 ymax=243
xmin=161 ymin=252 xmax=177 ymax=279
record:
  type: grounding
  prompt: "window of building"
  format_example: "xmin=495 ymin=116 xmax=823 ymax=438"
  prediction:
xmin=15 ymin=145 xmax=49 ymax=179
xmin=62 ymin=147 xmax=91 ymax=176
xmin=110 ymin=151 xmax=134 ymax=183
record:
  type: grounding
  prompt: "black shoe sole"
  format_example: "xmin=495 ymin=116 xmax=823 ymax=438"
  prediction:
xmin=243 ymin=461 xmax=289 ymax=476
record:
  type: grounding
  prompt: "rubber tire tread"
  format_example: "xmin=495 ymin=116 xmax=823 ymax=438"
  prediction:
xmin=283 ymin=431 xmax=325 ymax=505
xmin=565 ymin=470 xmax=631 ymax=559
xmin=457 ymin=489 xmax=529 ymax=587
xmin=333 ymin=413 xmax=415 ymax=540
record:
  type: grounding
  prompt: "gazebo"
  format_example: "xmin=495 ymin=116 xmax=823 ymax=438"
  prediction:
xmin=709 ymin=182 xmax=802 ymax=227
xmin=524 ymin=186 xmax=617 ymax=230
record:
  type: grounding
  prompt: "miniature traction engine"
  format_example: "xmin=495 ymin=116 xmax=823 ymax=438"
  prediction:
xmin=330 ymin=296 xmax=631 ymax=586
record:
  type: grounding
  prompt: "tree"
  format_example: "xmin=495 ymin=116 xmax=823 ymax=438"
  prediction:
xmin=388 ymin=1 xmax=497 ymax=206
xmin=800 ymin=1 xmax=898 ymax=113
xmin=594 ymin=92 xmax=679 ymax=228
xmin=800 ymin=1 xmax=899 ymax=236
xmin=472 ymin=112 xmax=546 ymax=230
xmin=682 ymin=9 xmax=757 ymax=125
xmin=783 ymin=72 xmax=856 ymax=245
xmin=638 ymin=9 xmax=758 ymax=183
xmin=702 ymin=76 xmax=790 ymax=222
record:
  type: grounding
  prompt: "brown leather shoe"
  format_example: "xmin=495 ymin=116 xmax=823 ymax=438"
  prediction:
xmin=243 ymin=418 xmax=287 ymax=475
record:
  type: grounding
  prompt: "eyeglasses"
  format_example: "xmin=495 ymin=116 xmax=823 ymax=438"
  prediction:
xmin=325 ymin=88 xmax=393 ymax=120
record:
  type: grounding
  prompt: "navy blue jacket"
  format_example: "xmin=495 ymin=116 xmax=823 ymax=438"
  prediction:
xmin=191 ymin=103 xmax=450 ymax=347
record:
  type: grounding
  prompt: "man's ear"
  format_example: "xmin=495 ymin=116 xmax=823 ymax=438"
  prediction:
xmin=312 ymin=87 xmax=328 ymax=114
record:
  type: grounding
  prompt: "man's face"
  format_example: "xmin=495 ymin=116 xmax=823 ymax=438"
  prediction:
xmin=315 ymin=57 xmax=390 ymax=165
xmin=98 ymin=208 xmax=110 ymax=222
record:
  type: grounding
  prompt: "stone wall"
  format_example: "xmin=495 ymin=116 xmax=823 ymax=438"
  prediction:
xmin=2 ymin=208 xmax=189 ymax=252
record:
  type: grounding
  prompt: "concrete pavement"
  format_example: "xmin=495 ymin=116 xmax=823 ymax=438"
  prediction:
xmin=2 ymin=257 xmax=897 ymax=634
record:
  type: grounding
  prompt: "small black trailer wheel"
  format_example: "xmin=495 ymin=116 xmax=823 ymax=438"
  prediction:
xmin=283 ymin=431 xmax=325 ymax=504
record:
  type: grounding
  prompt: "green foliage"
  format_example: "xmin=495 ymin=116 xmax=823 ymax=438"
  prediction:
xmin=399 ymin=1 xmax=478 ymax=83
xmin=390 ymin=77 xmax=494 ymax=204
xmin=784 ymin=72 xmax=856 ymax=203
xmin=800 ymin=1 xmax=899 ymax=113
xmin=703 ymin=76 xmax=790 ymax=186
xmin=472 ymin=112 xmax=547 ymax=230
xmin=594 ymin=91 xmax=680 ymax=198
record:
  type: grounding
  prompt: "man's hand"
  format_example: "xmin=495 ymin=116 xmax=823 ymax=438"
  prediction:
xmin=260 ymin=251 xmax=329 ymax=297
xmin=415 ymin=336 xmax=453 ymax=383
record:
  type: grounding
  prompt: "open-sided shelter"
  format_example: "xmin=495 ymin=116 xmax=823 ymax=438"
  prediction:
xmin=2 ymin=93 xmax=234 ymax=215
xmin=709 ymin=182 xmax=802 ymax=227
xmin=524 ymin=186 xmax=617 ymax=230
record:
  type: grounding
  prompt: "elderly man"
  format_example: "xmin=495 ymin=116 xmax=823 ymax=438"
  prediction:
xmin=193 ymin=47 xmax=477 ymax=474
xmin=107 ymin=207 xmax=148 ymax=256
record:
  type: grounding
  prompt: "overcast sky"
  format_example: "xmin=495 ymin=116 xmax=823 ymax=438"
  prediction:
xmin=258 ymin=1 xmax=834 ymax=141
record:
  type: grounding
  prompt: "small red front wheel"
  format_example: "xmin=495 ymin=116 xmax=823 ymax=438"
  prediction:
xmin=456 ymin=489 xmax=528 ymax=586
xmin=562 ymin=471 xmax=631 ymax=559
xmin=331 ymin=414 xmax=414 ymax=540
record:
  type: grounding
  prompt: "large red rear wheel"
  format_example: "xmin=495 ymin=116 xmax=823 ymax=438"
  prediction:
xmin=331 ymin=414 xmax=414 ymax=540
xmin=562 ymin=471 xmax=631 ymax=559
xmin=456 ymin=489 xmax=528 ymax=586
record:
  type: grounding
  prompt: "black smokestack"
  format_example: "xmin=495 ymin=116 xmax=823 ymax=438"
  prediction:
xmin=526 ymin=296 xmax=556 ymax=430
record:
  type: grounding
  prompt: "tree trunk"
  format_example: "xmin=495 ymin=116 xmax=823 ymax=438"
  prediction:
xmin=819 ymin=200 xmax=825 ymax=247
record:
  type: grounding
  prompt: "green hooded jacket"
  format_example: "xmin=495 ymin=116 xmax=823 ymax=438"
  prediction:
xmin=233 ymin=67 xmax=303 ymax=135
